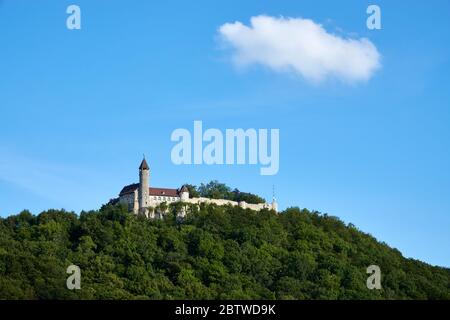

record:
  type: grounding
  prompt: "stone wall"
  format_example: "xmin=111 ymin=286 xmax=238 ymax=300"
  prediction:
xmin=119 ymin=189 xmax=277 ymax=219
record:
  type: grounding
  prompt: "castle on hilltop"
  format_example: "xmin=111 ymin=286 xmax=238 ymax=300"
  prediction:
xmin=118 ymin=157 xmax=278 ymax=219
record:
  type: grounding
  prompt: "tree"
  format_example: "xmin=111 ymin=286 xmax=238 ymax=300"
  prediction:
xmin=0 ymin=204 xmax=449 ymax=300
xmin=183 ymin=184 xmax=200 ymax=198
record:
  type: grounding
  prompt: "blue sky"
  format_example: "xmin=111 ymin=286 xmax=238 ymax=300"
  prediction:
xmin=1 ymin=0 xmax=450 ymax=267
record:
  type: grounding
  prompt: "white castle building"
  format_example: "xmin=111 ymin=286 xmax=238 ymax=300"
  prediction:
xmin=118 ymin=158 xmax=278 ymax=218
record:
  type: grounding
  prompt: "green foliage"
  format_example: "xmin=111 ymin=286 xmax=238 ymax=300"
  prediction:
xmin=184 ymin=184 xmax=200 ymax=198
xmin=188 ymin=180 xmax=266 ymax=204
xmin=0 ymin=204 xmax=449 ymax=300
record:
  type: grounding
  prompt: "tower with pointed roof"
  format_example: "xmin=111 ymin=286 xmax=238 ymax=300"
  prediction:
xmin=138 ymin=156 xmax=150 ymax=215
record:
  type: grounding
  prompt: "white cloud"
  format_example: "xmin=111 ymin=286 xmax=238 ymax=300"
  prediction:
xmin=219 ymin=15 xmax=381 ymax=83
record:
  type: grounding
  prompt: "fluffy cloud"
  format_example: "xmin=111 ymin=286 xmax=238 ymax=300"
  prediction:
xmin=219 ymin=15 xmax=381 ymax=83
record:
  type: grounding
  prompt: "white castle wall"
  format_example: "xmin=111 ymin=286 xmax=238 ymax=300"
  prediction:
xmin=120 ymin=192 xmax=276 ymax=218
xmin=119 ymin=190 xmax=139 ymax=214
xmin=179 ymin=197 xmax=274 ymax=212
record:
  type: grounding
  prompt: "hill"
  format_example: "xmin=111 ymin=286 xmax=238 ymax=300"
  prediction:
xmin=0 ymin=203 xmax=449 ymax=299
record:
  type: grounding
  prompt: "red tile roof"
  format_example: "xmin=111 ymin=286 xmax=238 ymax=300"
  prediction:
xmin=149 ymin=187 xmax=179 ymax=197
xmin=119 ymin=184 xmax=180 ymax=197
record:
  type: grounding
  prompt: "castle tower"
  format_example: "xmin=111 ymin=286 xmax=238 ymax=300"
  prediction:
xmin=180 ymin=185 xmax=189 ymax=201
xmin=138 ymin=156 xmax=150 ymax=214
xmin=271 ymin=185 xmax=278 ymax=213
xmin=271 ymin=198 xmax=278 ymax=213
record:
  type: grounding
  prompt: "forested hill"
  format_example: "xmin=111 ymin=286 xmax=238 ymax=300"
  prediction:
xmin=0 ymin=203 xmax=449 ymax=299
